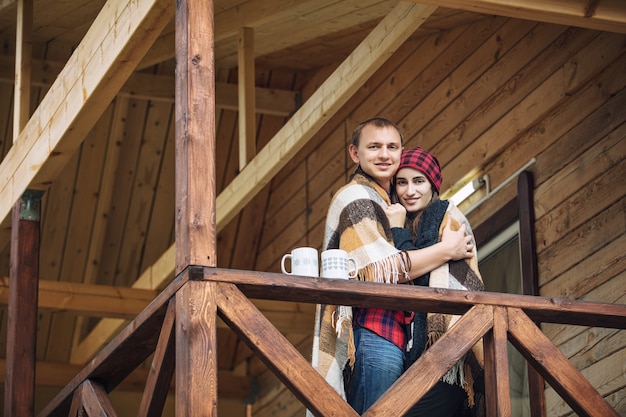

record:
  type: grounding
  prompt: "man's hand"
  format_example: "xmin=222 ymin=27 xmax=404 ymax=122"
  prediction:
xmin=385 ymin=203 xmax=407 ymax=228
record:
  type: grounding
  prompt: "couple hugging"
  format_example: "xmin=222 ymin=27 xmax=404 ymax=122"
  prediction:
xmin=311 ymin=117 xmax=485 ymax=417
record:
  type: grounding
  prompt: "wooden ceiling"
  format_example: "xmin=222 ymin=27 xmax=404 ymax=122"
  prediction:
xmin=0 ymin=0 xmax=624 ymax=413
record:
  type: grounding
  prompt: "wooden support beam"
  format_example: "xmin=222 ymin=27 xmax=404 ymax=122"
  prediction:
xmin=209 ymin=269 xmax=626 ymax=330
xmin=174 ymin=0 xmax=216 ymax=271
xmin=517 ymin=170 xmax=546 ymax=417
xmin=12 ymin=0 xmax=32 ymax=143
xmin=0 ymin=0 xmax=174 ymax=233
xmin=176 ymin=276 xmax=219 ymax=416
xmin=174 ymin=0 xmax=218 ymax=415
xmin=0 ymin=56 xmax=299 ymax=116
xmin=367 ymin=304 xmax=492 ymax=416
xmin=409 ymin=0 xmax=626 ymax=34
xmin=483 ymin=306 xmax=512 ymax=416
xmin=0 ymin=358 xmax=252 ymax=399
xmin=216 ymin=282 xmax=358 ymax=416
xmin=238 ymin=26 xmax=256 ymax=170
xmin=137 ymin=300 xmax=176 ymax=417
xmin=79 ymin=379 xmax=118 ymax=416
xmin=0 ymin=276 xmax=157 ymax=318
xmin=4 ymin=190 xmax=42 ymax=417
xmin=507 ymin=307 xmax=619 ymax=417
xmin=37 ymin=271 xmax=187 ymax=417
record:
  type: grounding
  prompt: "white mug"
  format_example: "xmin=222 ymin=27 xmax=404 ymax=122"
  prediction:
xmin=321 ymin=249 xmax=358 ymax=279
xmin=281 ymin=247 xmax=319 ymax=277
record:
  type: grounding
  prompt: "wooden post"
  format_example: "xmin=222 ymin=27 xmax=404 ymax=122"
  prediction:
xmin=238 ymin=26 xmax=256 ymax=170
xmin=13 ymin=0 xmax=32 ymax=144
xmin=175 ymin=0 xmax=216 ymax=273
xmin=518 ymin=171 xmax=546 ymax=417
xmin=175 ymin=0 xmax=217 ymax=414
xmin=4 ymin=190 xmax=43 ymax=417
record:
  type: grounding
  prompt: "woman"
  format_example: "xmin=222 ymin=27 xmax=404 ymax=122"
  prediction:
xmin=386 ymin=146 xmax=485 ymax=417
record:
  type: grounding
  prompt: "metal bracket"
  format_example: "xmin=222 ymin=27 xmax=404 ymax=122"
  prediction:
xmin=19 ymin=189 xmax=45 ymax=221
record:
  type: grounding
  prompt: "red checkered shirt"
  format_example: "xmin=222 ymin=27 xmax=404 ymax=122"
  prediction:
xmin=353 ymin=307 xmax=407 ymax=350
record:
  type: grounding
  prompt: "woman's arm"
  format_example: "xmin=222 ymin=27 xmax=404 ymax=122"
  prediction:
xmin=400 ymin=218 xmax=472 ymax=281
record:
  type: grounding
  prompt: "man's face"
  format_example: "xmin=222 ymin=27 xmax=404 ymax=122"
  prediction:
xmin=349 ymin=124 xmax=402 ymax=189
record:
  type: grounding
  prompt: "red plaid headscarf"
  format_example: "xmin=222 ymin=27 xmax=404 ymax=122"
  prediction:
xmin=397 ymin=147 xmax=443 ymax=193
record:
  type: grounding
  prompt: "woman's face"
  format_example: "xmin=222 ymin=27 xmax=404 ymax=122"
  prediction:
xmin=395 ymin=167 xmax=433 ymax=213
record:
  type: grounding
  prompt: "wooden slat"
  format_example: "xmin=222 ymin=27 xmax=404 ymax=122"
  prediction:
xmin=46 ymin=105 xmax=115 ymax=363
xmin=215 ymin=281 xmax=358 ymax=416
xmin=115 ymin=94 xmax=171 ymax=286
xmin=410 ymin=0 xmax=626 ymax=34
xmin=0 ymin=0 xmax=175 ymax=231
xmin=137 ymin=299 xmax=176 ymax=417
xmin=482 ymin=306 xmax=512 ymax=417
xmin=507 ymin=307 xmax=619 ymax=417
xmin=208 ymin=268 xmax=626 ymax=329
xmin=366 ymin=304 xmax=493 ymax=416
xmin=441 ymin=30 xmax=623 ymax=196
xmin=94 ymin=98 xmax=150 ymax=287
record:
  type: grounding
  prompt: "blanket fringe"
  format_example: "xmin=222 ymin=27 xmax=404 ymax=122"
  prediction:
xmin=357 ymin=252 xmax=410 ymax=283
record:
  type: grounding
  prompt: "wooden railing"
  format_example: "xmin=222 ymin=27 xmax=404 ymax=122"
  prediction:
xmin=37 ymin=266 xmax=626 ymax=417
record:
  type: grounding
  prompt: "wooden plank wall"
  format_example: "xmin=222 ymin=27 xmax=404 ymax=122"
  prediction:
xmin=246 ymin=17 xmax=625 ymax=417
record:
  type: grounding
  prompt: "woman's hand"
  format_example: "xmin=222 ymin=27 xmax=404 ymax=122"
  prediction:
xmin=385 ymin=203 xmax=407 ymax=228
xmin=440 ymin=217 xmax=474 ymax=261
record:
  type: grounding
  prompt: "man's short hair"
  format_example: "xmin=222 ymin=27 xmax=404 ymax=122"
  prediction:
xmin=351 ymin=117 xmax=404 ymax=147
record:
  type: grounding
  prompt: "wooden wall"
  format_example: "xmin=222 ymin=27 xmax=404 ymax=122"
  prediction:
xmin=243 ymin=16 xmax=625 ymax=417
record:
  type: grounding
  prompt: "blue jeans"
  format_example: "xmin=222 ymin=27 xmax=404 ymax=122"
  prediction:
xmin=347 ymin=326 xmax=405 ymax=413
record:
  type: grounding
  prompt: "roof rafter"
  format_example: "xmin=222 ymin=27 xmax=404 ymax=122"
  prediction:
xmin=0 ymin=0 xmax=175 ymax=227
xmin=411 ymin=0 xmax=626 ymax=34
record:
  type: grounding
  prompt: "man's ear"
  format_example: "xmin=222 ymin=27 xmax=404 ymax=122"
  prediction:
xmin=348 ymin=144 xmax=360 ymax=164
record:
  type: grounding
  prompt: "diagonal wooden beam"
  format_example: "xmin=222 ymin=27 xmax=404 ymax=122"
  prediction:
xmin=216 ymin=1 xmax=436 ymax=230
xmin=0 ymin=0 xmax=175 ymax=229
xmin=365 ymin=304 xmax=493 ymax=416
xmin=78 ymin=379 xmax=117 ymax=416
xmin=507 ymin=307 xmax=619 ymax=417
xmin=73 ymin=1 xmax=437 ymax=363
xmin=216 ymin=282 xmax=359 ymax=416
xmin=409 ymin=0 xmax=626 ymax=34
xmin=137 ymin=299 xmax=176 ymax=417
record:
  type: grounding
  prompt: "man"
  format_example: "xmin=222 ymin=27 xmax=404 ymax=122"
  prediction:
xmin=314 ymin=117 xmax=473 ymax=414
